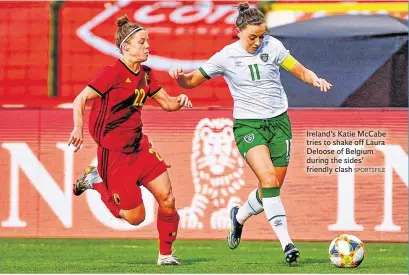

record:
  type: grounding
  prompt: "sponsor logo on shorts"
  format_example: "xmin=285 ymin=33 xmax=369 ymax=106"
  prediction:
xmin=113 ymin=193 xmax=121 ymax=205
xmin=244 ymin=133 xmax=254 ymax=143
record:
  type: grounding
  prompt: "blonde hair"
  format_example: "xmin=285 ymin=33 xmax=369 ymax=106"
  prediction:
xmin=115 ymin=15 xmax=144 ymax=50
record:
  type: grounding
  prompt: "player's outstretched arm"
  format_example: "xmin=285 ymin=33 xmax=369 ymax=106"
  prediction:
xmin=281 ymin=55 xmax=333 ymax=92
xmin=168 ymin=68 xmax=207 ymax=89
xmin=152 ymin=88 xmax=193 ymax=112
xmin=68 ymin=86 xmax=100 ymax=152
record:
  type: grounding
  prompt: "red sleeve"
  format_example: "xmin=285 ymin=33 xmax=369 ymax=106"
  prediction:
xmin=87 ymin=66 xmax=117 ymax=96
xmin=145 ymin=66 xmax=162 ymax=98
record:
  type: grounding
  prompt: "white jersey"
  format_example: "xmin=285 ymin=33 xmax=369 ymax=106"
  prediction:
xmin=200 ymin=36 xmax=290 ymax=119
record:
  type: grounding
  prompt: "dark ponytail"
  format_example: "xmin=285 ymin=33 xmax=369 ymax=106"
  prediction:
xmin=235 ymin=2 xmax=265 ymax=30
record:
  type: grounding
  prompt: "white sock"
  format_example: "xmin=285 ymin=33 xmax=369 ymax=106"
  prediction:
xmin=90 ymin=167 xmax=103 ymax=185
xmin=263 ymin=196 xmax=293 ymax=251
xmin=236 ymin=188 xmax=264 ymax=225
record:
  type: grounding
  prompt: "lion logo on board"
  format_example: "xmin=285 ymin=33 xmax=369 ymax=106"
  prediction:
xmin=179 ymin=118 xmax=246 ymax=230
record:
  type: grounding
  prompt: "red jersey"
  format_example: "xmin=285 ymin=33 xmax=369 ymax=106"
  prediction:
xmin=88 ymin=59 xmax=161 ymax=154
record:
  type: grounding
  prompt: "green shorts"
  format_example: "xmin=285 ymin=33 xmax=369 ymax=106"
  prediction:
xmin=233 ymin=112 xmax=292 ymax=167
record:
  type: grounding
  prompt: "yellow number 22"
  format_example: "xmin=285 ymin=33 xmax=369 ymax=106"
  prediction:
xmin=133 ymin=89 xmax=146 ymax=106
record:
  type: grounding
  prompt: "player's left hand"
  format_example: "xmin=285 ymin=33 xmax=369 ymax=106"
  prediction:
xmin=177 ymin=94 xmax=193 ymax=108
xmin=68 ymin=127 xmax=83 ymax=153
xmin=313 ymin=78 xmax=332 ymax=92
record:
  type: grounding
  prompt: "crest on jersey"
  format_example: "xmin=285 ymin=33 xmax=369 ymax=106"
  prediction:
xmin=144 ymin=73 xmax=150 ymax=86
xmin=260 ymin=53 xmax=269 ymax=62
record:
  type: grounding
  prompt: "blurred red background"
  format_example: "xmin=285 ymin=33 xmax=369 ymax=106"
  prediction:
xmin=0 ymin=1 xmax=407 ymax=108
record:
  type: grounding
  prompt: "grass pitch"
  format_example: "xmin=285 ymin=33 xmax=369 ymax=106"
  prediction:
xmin=0 ymin=238 xmax=406 ymax=273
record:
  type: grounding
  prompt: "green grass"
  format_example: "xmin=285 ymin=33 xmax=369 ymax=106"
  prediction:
xmin=0 ymin=238 xmax=406 ymax=273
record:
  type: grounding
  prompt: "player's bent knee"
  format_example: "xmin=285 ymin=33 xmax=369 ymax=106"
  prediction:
xmin=158 ymin=192 xmax=176 ymax=213
xmin=162 ymin=194 xmax=176 ymax=210
xmin=126 ymin=211 xmax=145 ymax=226
xmin=259 ymin=170 xmax=280 ymax=187
xmin=123 ymin=206 xmax=146 ymax=226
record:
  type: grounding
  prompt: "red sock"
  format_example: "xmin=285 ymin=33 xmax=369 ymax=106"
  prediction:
xmin=157 ymin=209 xmax=180 ymax=255
xmin=93 ymin=182 xmax=121 ymax=218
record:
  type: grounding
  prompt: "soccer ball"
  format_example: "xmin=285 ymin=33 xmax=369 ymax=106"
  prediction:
xmin=328 ymin=234 xmax=365 ymax=268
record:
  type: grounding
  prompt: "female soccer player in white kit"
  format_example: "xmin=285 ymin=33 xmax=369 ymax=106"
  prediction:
xmin=169 ymin=2 xmax=332 ymax=264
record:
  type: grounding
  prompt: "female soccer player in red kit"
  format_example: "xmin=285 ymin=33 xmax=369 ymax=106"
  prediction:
xmin=68 ymin=15 xmax=191 ymax=265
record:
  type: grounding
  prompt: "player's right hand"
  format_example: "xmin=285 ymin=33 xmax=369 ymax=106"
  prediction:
xmin=168 ymin=68 xmax=184 ymax=79
xmin=176 ymin=94 xmax=193 ymax=108
xmin=68 ymin=127 xmax=83 ymax=153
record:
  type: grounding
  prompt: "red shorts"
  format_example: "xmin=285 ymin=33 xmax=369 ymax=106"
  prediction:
xmin=97 ymin=135 xmax=168 ymax=210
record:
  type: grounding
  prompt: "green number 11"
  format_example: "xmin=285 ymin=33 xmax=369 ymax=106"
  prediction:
xmin=248 ymin=64 xmax=260 ymax=81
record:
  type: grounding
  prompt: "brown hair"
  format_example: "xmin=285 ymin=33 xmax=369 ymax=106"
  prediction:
xmin=235 ymin=2 xmax=265 ymax=30
xmin=115 ymin=15 xmax=144 ymax=50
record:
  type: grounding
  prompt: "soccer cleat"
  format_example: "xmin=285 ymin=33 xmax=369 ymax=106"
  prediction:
xmin=73 ymin=165 xmax=100 ymax=196
xmin=227 ymin=206 xmax=243 ymax=249
xmin=284 ymin=243 xmax=300 ymax=265
xmin=157 ymin=251 xmax=181 ymax=265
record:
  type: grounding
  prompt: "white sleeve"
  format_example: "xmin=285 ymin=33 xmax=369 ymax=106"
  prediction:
xmin=199 ymin=51 xmax=225 ymax=79
xmin=273 ymin=39 xmax=290 ymax=66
